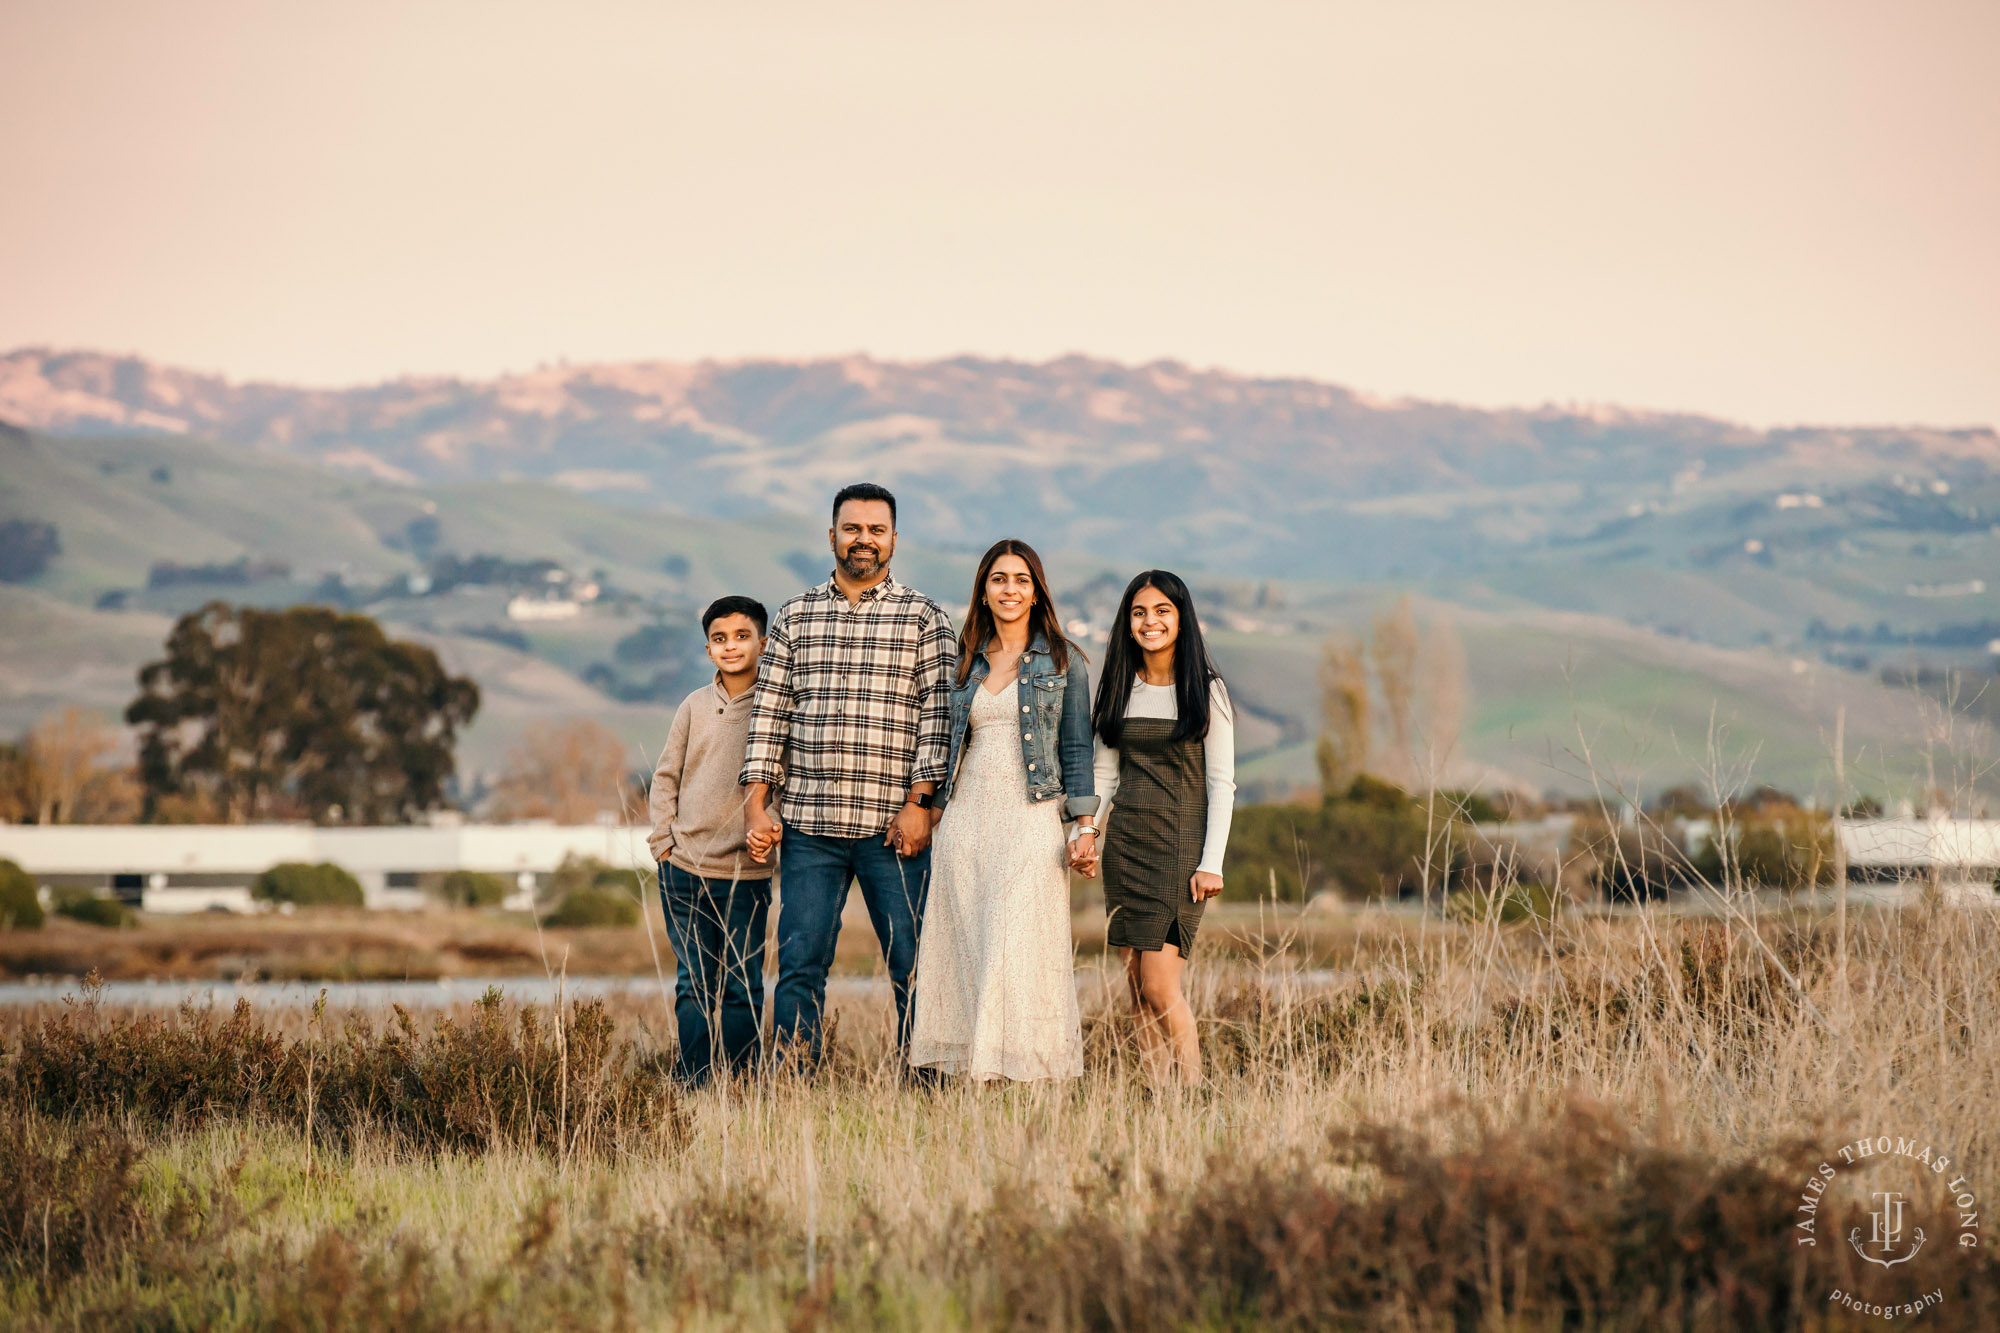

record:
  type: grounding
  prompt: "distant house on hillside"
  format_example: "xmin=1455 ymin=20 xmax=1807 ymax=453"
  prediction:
xmin=506 ymin=595 xmax=581 ymax=621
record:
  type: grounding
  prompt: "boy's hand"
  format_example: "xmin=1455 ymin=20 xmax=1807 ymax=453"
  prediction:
xmin=746 ymin=806 xmax=783 ymax=863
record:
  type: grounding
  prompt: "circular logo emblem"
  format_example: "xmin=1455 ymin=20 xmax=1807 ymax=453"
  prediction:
xmin=1797 ymin=1133 xmax=1980 ymax=1321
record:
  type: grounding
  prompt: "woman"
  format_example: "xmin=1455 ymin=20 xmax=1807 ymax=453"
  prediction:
xmin=908 ymin=539 xmax=1098 ymax=1083
xmin=1083 ymin=570 xmax=1235 ymax=1085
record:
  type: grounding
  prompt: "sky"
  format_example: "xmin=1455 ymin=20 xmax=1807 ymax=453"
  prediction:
xmin=2 ymin=0 xmax=1996 ymax=429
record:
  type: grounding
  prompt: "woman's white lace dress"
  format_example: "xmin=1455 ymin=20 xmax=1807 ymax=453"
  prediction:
xmin=909 ymin=683 xmax=1084 ymax=1081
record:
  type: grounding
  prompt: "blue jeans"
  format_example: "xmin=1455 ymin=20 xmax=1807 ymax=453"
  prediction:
xmin=657 ymin=862 xmax=771 ymax=1085
xmin=771 ymin=828 xmax=930 ymax=1065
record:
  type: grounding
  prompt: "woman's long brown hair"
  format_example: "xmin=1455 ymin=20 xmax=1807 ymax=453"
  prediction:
xmin=955 ymin=538 xmax=1073 ymax=685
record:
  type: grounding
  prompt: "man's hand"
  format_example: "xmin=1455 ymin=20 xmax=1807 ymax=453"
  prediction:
xmin=746 ymin=804 xmax=783 ymax=864
xmin=1190 ymin=870 xmax=1223 ymax=902
xmin=887 ymin=800 xmax=934 ymax=858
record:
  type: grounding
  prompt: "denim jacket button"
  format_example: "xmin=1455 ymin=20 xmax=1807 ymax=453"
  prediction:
xmin=1027 ymin=763 xmax=1036 ymax=771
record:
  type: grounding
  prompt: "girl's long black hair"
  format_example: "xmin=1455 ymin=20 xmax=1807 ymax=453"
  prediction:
xmin=1091 ymin=569 xmax=1221 ymax=747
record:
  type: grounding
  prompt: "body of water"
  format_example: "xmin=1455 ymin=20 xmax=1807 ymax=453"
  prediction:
xmin=0 ymin=975 xmax=852 ymax=1010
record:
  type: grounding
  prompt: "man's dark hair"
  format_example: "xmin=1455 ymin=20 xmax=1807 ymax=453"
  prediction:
xmin=831 ymin=482 xmax=897 ymax=528
xmin=701 ymin=595 xmax=768 ymax=636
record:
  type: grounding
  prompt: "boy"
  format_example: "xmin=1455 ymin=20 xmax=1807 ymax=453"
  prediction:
xmin=648 ymin=594 xmax=772 ymax=1085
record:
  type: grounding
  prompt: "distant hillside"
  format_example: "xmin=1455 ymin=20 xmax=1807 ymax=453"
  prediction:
xmin=0 ymin=417 xmax=1980 ymax=801
xmin=4 ymin=348 xmax=1994 ymax=608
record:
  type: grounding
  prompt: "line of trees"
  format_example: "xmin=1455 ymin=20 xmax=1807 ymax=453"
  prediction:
xmin=2 ymin=603 xmax=650 ymax=827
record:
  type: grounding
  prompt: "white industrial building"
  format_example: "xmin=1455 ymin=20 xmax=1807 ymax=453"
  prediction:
xmin=1839 ymin=818 xmax=2000 ymax=887
xmin=0 ymin=822 xmax=652 ymax=912
xmin=0 ymin=817 xmax=1993 ymax=916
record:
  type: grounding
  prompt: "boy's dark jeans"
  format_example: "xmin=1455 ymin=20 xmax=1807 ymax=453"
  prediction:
xmin=771 ymin=828 xmax=930 ymax=1066
xmin=657 ymin=862 xmax=770 ymax=1086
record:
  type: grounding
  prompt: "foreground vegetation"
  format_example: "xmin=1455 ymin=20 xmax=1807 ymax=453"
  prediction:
xmin=4 ymin=892 xmax=1999 ymax=1329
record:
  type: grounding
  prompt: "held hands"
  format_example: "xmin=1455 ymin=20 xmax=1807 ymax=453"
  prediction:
xmin=887 ymin=800 xmax=935 ymax=858
xmin=1190 ymin=871 xmax=1224 ymax=902
xmin=1068 ymin=827 xmax=1100 ymax=878
xmin=745 ymin=805 xmax=783 ymax=864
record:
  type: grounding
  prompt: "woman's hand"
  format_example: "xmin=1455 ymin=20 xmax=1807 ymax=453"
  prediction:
xmin=1190 ymin=871 xmax=1223 ymax=902
xmin=1068 ymin=827 xmax=1100 ymax=878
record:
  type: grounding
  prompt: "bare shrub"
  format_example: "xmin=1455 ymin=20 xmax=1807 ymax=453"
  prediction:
xmin=4 ymin=987 xmax=685 ymax=1158
xmin=1315 ymin=631 xmax=1370 ymax=796
xmin=0 ymin=1108 xmax=148 ymax=1284
xmin=1371 ymin=596 xmax=1422 ymax=788
xmin=0 ymin=858 xmax=42 ymax=930
xmin=0 ymin=1106 xmax=238 ymax=1292
xmin=1417 ymin=612 xmax=1466 ymax=770
xmin=24 ymin=707 xmax=125 ymax=825
xmin=490 ymin=718 xmax=633 ymax=824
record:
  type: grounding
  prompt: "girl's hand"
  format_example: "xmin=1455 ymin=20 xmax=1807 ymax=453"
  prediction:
xmin=1068 ymin=828 xmax=1100 ymax=878
xmin=1190 ymin=871 xmax=1223 ymax=902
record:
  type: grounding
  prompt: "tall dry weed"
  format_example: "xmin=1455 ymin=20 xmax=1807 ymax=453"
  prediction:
xmin=4 ymin=983 xmax=686 ymax=1158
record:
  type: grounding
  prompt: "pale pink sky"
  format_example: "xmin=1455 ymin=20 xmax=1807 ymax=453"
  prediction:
xmin=2 ymin=0 xmax=1996 ymax=428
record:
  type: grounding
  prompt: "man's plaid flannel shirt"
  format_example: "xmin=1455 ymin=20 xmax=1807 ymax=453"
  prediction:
xmin=738 ymin=572 xmax=957 ymax=839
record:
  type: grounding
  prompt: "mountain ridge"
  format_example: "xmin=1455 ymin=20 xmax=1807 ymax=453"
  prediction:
xmin=7 ymin=345 xmax=1995 ymax=587
xmin=7 ymin=345 xmax=1991 ymax=483
xmin=10 ymin=344 xmax=1993 ymax=434
xmin=8 ymin=344 xmax=2000 ymax=636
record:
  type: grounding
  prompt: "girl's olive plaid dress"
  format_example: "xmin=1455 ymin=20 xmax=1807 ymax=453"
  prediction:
xmin=1101 ymin=716 xmax=1210 ymax=956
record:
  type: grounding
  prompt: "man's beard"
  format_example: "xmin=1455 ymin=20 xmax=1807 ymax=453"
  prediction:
xmin=838 ymin=543 xmax=886 ymax=578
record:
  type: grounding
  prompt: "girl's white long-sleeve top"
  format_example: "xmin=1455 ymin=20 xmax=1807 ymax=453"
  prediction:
xmin=1091 ymin=677 xmax=1236 ymax=877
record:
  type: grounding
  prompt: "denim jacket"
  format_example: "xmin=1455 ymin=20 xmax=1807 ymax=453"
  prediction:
xmin=936 ymin=633 xmax=1100 ymax=820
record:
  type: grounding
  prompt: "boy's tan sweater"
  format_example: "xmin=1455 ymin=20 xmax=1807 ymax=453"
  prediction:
xmin=647 ymin=677 xmax=773 ymax=881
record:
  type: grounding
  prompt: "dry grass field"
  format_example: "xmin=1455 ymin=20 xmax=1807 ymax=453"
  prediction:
xmin=6 ymin=889 xmax=2000 ymax=1330
xmin=0 ymin=898 xmax=1405 ymax=983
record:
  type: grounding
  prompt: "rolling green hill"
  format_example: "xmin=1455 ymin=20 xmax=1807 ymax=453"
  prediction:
xmin=1 ymin=421 xmax=1990 ymax=803
xmin=1209 ymin=611 xmax=1952 ymax=804
xmin=0 ymin=425 xmax=988 ymax=779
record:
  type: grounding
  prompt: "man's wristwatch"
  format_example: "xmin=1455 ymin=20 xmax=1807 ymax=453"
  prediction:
xmin=909 ymin=792 xmax=936 ymax=809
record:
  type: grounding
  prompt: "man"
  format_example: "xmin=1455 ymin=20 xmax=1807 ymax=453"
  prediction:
xmin=740 ymin=482 xmax=956 ymax=1065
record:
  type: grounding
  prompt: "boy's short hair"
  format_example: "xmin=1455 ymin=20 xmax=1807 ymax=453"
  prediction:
xmin=701 ymin=595 xmax=768 ymax=636
xmin=831 ymin=482 xmax=897 ymax=528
